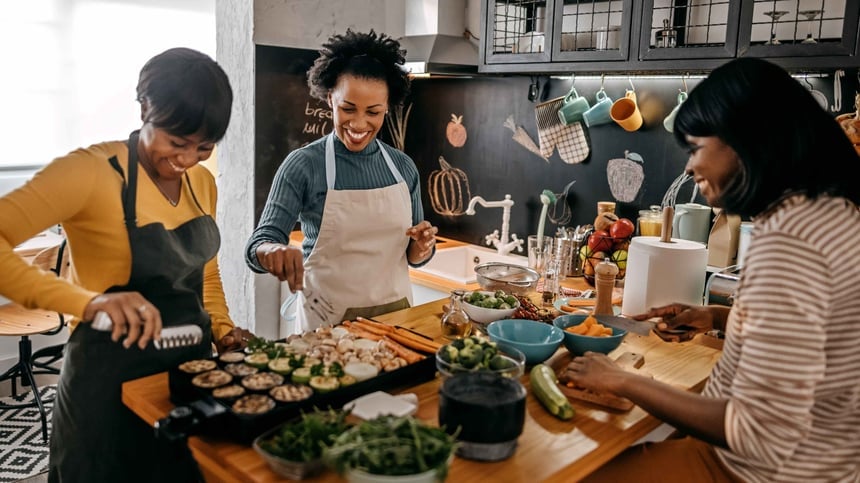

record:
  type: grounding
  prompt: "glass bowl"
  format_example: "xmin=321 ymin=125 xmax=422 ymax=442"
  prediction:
xmin=435 ymin=340 xmax=525 ymax=380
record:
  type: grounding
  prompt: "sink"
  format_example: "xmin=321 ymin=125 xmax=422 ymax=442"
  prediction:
xmin=415 ymin=244 xmax=528 ymax=284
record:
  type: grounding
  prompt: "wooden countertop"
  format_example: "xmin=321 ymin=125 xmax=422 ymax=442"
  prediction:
xmin=123 ymin=290 xmax=721 ymax=483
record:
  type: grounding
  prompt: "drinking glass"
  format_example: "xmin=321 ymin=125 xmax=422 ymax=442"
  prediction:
xmin=763 ymin=10 xmax=789 ymax=45
xmin=798 ymin=9 xmax=823 ymax=44
xmin=527 ymin=235 xmax=554 ymax=275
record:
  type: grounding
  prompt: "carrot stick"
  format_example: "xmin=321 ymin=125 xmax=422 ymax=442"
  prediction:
xmin=387 ymin=332 xmax=440 ymax=354
xmin=356 ymin=316 xmax=396 ymax=331
xmin=341 ymin=322 xmax=383 ymax=341
xmin=381 ymin=336 xmax=424 ymax=364
xmin=351 ymin=320 xmax=393 ymax=336
xmin=392 ymin=328 xmax=442 ymax=350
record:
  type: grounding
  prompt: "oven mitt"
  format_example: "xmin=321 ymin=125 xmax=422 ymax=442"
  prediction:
xmin=535 ymin=96 xmax=590 ymax=164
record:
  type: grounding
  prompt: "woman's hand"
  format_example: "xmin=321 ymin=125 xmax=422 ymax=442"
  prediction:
xmin=565 ymin=352 xmax=628 ymax=394
xmin=256 ymin=242 xmax=304 ymax=292
xmin=216 ymin=327 xmax=255 ymax=354
xmin=406 ymin=221 xmax=438 ymax=264
xmin=632 ymin=303 xmax=716 ymax=334
xmin=83 ymin=293 xmax=162 ymax=349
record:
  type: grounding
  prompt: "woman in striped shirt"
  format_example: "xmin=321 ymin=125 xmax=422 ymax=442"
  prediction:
xmin=568 ymin=58 xmax=860 ymax=482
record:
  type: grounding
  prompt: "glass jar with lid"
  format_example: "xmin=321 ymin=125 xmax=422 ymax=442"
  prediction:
xmin=638 ymin=205 xmax=663 ymax=236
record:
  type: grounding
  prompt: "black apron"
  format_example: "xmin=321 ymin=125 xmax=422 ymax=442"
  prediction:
xmin=49 ymin=132 xmax=218 ymax=483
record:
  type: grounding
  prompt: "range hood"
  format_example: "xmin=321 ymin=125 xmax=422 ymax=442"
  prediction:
xmin=399 ymin=0 xmax=478 ymax=75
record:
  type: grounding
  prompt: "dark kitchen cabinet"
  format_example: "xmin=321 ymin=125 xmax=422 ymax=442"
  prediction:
xmin=478 ymin=0 xmax=860 ymax=73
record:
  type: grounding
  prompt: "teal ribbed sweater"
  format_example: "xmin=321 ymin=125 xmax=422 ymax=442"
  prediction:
xmin=245 ymin=135 xmax=425 ymax=272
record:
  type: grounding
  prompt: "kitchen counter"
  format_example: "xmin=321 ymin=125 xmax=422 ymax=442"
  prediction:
xmin=123 ymin=294 xmax=721 ymax=483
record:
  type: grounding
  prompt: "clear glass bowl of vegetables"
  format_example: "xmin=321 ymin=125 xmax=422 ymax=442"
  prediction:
xmin=323 ymin=414 xmax=456 ymax=482
xmin=435 ymin=335 xmax=525 ymax=380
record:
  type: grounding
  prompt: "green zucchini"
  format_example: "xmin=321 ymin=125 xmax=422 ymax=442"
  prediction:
xmin=530 ymin=364 xmax=574 ymax=420
xmin=291 ymin=367 xmax=312 ymax=384
xmin=309 ymin=376 xmax=339 ymax=393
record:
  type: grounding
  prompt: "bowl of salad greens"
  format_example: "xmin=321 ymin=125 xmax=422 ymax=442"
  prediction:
xmin=253 ymin=408 xmax=351 ymax=480
xmin=461 ymin=290 xmax=520 ymax=324
xmin=323 ymin=415 xmax=456 ymax=483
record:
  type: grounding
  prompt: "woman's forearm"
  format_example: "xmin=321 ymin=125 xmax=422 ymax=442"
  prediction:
xmin=613 ymin=372 xmax=729 ymax=448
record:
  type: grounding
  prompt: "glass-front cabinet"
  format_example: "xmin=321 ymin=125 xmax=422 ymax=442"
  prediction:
xmin=739 ymin=0 xmax=859 ymax=60
xmin=638 ymin=0 xmax=742 ymax=60
xmin=478 ymin=0 xmax=860 ymax=72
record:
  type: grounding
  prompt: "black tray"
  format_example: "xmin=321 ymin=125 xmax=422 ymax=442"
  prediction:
xmin=165 ymin=355 xmax=437 ymax=444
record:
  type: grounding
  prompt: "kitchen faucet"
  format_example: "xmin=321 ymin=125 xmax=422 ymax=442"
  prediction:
xmin=465 ymin=194 xmax=524 ymax=256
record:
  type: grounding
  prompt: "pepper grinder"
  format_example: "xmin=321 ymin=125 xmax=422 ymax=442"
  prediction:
xmin=593 ymin=258 xmax=619 ymax=316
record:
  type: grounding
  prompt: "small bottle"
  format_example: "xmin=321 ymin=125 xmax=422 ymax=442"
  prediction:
xmin=541 ymin=256 xmax=561 ymax=306
xmin=593 ymin=258 xmax=619 ymax=316
xmin=441 ymin=290 xmax=472 ymax=339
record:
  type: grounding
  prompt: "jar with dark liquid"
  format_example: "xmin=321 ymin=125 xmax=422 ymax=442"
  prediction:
xmin=441 ymin=290 xmax=472 ymax=339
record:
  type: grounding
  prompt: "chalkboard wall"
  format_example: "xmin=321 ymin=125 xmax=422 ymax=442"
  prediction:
xmin=255 ymin=45 xmax=850 ymax=246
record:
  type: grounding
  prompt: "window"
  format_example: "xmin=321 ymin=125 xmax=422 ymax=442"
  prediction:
xmin=0 ymin=0 xmax=215 ymax=170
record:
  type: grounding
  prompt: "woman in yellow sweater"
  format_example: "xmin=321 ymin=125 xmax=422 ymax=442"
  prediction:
xmin=0 ymin=48 xmax=246 ymax=482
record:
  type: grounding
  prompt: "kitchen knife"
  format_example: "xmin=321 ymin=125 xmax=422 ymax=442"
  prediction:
xmin=593 ymin=314 xmax=655 ymax=336
xmin=92 ymin=311 xmax=204 ymax=349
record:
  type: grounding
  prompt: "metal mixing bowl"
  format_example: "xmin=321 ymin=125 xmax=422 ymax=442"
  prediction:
xmin=473 ymin=262 xmax=539 ymax=295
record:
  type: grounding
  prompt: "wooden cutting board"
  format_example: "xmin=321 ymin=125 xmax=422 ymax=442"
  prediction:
xmin=553 ymin=352 xmax=646 ymax=411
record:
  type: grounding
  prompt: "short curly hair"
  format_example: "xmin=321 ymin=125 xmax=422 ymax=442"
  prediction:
xmin=307 ymin=29 xmax=410 ymax=109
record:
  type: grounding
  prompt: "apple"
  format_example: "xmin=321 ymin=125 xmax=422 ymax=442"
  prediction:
xmin=587 ymin=230 xmax=613 ymax=253
xmin=613 ymin=239 xmax=630 ymax=251
xmin=594 ymin=212 xmax=619 ymax=232
xmin=610 ymin=249 xmax=628 ymax=270
xmin=579 ymin=244 xmax=593 ymax=261
xmin=609 ymin=218 xmax=635 ymax=239
xmin=583 ymin=251 xmax=606 ymax=277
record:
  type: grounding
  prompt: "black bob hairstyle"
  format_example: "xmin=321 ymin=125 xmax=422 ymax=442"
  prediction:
xmin=673 ymin=57 xmax=860 ymax=218
xmin=307 ymin=29 xmax=410 ymax=109
xmin=136 ymin=47 xmax=233 ymax=143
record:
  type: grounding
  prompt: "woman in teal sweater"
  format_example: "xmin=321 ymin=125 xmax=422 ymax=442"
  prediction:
xmin=245 ymin=30 xmax=437 ymax=331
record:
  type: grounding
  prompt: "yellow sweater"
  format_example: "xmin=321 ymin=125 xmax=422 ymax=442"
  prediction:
xmin=0 ymin=140 xmax=234 ymax=340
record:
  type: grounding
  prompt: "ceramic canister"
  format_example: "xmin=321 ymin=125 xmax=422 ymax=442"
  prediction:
xmin=620 ymin=236 xmax=708 ymax=316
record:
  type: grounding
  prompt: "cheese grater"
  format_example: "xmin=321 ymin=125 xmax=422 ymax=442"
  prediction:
xmin=91 ymin=311 xmax=204 ymax=349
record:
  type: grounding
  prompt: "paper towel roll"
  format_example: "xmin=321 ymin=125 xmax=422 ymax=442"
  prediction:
xmin=621 ymin=236 xmax=708 ymax=316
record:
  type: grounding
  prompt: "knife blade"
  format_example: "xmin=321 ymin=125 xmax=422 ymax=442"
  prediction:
xmin=593 ymin=314 xmax=655 ymax=336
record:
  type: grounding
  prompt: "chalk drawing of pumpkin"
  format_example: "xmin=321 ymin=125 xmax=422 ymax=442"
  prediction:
xmin=429 ymin=156 xmax=471 ymax=216
xmin=446 ymin=114 xmax=467 ymax=147
xmin=606 ymin=151 xmax=645 ymax=203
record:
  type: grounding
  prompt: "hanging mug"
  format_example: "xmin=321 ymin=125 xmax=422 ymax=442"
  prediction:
xmin=583 ymin=88 xmax=614 ymax=127
xmin=610 ymin=90 xmax=643 ymax=132
xmin=663 ymin=91 xmax=688 ymax=133
xmin=557 ymin=88 xmax=591 ymax=125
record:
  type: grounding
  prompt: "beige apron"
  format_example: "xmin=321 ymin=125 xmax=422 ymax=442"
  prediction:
xmin=292 ymin=133 xmax=413 ymax=332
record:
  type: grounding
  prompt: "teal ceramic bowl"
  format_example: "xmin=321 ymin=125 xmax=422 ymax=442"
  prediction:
xmin=486 ymin=319 xmax=564 ymax=365
xmin=553 ymin=314 xmax=627 ymax=356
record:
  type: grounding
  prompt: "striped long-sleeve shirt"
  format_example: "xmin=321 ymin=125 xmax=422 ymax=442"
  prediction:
xmin=703 ymin=194 xmax=860 ymax=482
xmin=245 ymin=135 xmax=425 ymax=272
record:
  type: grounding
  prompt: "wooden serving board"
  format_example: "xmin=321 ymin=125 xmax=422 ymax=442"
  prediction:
xmin=552 ymin=352 xmax=645 ymax=411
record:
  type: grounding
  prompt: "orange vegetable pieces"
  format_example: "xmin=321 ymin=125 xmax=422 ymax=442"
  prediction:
xmin=563 ymin=315 xmax=612 ymax=337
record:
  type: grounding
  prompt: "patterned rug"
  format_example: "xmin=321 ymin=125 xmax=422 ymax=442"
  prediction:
xmin=0 ymin=385 xmax=54 ymax=482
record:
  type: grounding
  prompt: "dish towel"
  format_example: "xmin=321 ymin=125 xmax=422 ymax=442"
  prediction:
xmin=534 ymin=96 xmax=590 ymax=164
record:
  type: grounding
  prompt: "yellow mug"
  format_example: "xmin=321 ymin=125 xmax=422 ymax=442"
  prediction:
xmin=610 ymin=90 xmax=643 ymax=132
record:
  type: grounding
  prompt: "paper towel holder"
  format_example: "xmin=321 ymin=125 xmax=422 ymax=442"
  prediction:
xmin=660 ymin=206 xmax=674 ymax=242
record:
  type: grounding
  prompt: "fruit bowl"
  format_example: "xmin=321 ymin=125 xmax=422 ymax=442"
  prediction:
xmin=579 ymin=229 xmax=632 ymax=286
